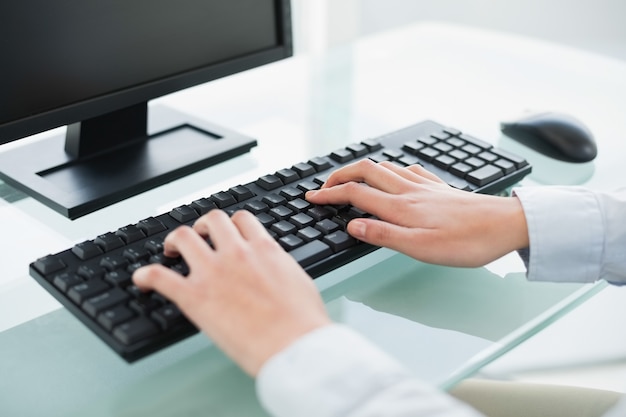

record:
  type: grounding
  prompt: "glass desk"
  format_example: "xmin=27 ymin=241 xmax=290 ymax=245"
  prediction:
xmin=2 ymin=22 xmax=625 ymax=416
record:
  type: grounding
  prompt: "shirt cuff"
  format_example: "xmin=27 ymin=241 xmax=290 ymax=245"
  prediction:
xmin=513 ymin=186 xmax=603 ymax=284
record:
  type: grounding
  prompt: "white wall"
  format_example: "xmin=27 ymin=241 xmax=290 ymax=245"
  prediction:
xmin=293 ymin=0 xmax=626 ymax=61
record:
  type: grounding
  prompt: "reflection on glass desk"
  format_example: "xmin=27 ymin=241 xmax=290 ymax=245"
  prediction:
xmin=2 ymin=20 xmax=626 ymax=417
xmin=1 ymin=249 xmax=601 ymax=417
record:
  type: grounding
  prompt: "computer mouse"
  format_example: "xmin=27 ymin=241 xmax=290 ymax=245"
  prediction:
xmin=500 ymin=112 xmax=597 ymax=163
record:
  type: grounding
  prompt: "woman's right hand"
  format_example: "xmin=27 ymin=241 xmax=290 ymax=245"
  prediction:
xmin=306 ymin=160 xmax=529 ymax=267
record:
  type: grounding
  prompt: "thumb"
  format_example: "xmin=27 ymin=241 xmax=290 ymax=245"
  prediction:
xmin=347 ymin=218 xmax=415 ymax=251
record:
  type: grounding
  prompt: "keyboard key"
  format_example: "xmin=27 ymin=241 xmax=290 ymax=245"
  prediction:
xmin=116 ymin=225 xmax=145 ymax=244
xmin=33 ymin=255 xmax=66 ymax=276
xmin=450 ymin=162 xmax=473 ymax=177
xmin=122 ymin=247 xmax=151 ymax=263
xmin=323 ymin=231 xmax=358 ymax=252
xmin=431 ymin=131 xmax=451 ymax=141
xmin=296 ymin=180 xmax=319 ymax=193
xmin=262 ymin=193 xmax=286 ymax=207
xmin=98 ymin=305 xmax=136 ymax=331
xmin=478 ymin=151 xmax=498 ymax=163
xmin=402 ymin=141 xmax=424 ymax=154
xmin=53 ymin=272 xmax=83 ymax=292
xmin=144 ymin=238 xmax=164 ymax=254
xmin=461 ymin=143 xmax=482 ymax=155
xmin=434 ymin=155 xmax=456 ymax=169
xmin=433 ymin=142 xmax=453 ymax=153
xmin=136 ymin=217 xmax=167 ymax=235
xmin=466 ymin=165 xmax=504 ymax=186
xmin=210 ymin=191 xmax=237 ymax=208
xmin=289 ymin=240 xmax=333 ymax=267
xmin=369 ymin=153 xmax=389 ymax=163
xmin=190 ymin=198 xmax=218 ymax=215
xmin=269 ymin=205 xmax=293 ymax=221
xmin=100 ymin=255 xmax=129 ymax=271
xmin=129 ymin=296 xmax=162 ymax=315
xmin=104 ymin=270 xmax=133 ymax=287
xmin=417 ymin=147 xmax=440 ymax=161
xmin=443 ymin=127 xmax=462 ymax=136
xmin=459 ymin=134 xmax=492 ymax=150
xmin=292 ymin=162 xmax=316 ymax=177
xmin=77 ymin=265 xmax=106 ymax=280
xmin=244 ymin=200 xmax=269 ymax=214
xmin=494 ymin=158 xmax=516 ymax=175
xmin=287 ymin=198 xmax=311 ymax=213
xmin=151 ymin=304 xmax=186 ymax=330
xmin=446 ymin=137 xmax=466 ymax=148
xmin=278 ymin=234 xmax=304 ymax=251
xmin=398 ymin=155 xmax=420 ymax=166
xmin=275 ymin=168 xmax=299 ymax=184
xmin=68 ymin=280 xmax=110 ymax=304
xmin=228 ymin=185 xmax=254 ymax=202
xmin=289 ymin=212 xmax=315 ymax=228
xmin=297 ymin=226 xmax=322 ymax=242
xmin=256 ymin=174 xmax=283 ymax=190
xmin=83 ymin=287 xmax=130 ymax=317
xmin=271 ymin=220 xmax=297 ymax=237
xmin=330 ymin=148 xmax=354 ymax=163
xmin=280 ymin=186 xmax=304 ymax=200
xmin=449 ymin=149 xmax=469 ymax=160
xmin=113 ymin=317 xmax=159 ymax=345
xmin=72 ymin=241 xmax=103 ymax=260
xmin=490 ymin=148 xmax=529 ymax=169
xmin=308 ymin=156 xmax=333 ymax=171
xmin=169 ymin=205 xmax=199 ymax=223
xmin=255 ymin=212 xmax=275 ymax=227
xmin=465 ymin=157 xmax=485 ymax=169
xmin=418 ymin=136 xmax=437 ymax=146
xmin=346 ymin=143 xmax=368 ymax=157
xmin=315 ymin=219 xmax=340 ymax=234
xmin=94 ymin=233 xmax=125 ymax=252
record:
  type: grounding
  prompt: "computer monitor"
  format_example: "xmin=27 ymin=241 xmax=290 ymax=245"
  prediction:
xmin=0 ymin=0 xmax=292 ymax=219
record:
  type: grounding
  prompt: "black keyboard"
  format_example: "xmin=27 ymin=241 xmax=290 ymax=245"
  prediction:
xmin=29 ymin=120 xmax=532 ymax=362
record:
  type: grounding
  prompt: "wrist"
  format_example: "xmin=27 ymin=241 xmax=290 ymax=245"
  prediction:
xmin=500 ymin=195 xmax=530 ymax=252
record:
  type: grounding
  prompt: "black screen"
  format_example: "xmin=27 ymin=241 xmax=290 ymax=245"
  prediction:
xmin=0 ymin=0 xmax=292 ymax=218
xmin=0 ymin=0 xmax=283 ymax=139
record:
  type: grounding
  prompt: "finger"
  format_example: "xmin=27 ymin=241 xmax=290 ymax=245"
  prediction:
xmin=378 ymin=161 xmax=442 ymax=185
xmin=133 ymin=264 xmax=189 ymax=305
xmin=193 ymin=209 xmax=243 ymax=250
xmin=404 ymin=163 xmax=448 ymax=184
xmin=307 ymin=182 xmax=405 ymax=221
xmin=321 ymin=159 xmax=413 ymax=195
xmin=231 ymin=210 xmax=275 ymax=242
xmin=346 ymin=217 xmax=424 ymax=252
xmin=163 ymin=225 xmax=214 ymax=272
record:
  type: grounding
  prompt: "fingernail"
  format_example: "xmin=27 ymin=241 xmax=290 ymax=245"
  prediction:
xmin=350 ymin=220 xmax=366 ymax=238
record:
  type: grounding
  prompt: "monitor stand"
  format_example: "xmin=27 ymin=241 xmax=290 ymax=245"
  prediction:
xmin=0 ymin=103 xmax=257 ymax=219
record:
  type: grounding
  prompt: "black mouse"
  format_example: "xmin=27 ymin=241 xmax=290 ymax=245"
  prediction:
xmin=500 ymin=112 xmax=597 ymax=163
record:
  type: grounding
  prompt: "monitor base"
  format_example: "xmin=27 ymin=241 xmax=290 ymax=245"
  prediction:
xmin=0 ymin=107 xmax=257 ymax=219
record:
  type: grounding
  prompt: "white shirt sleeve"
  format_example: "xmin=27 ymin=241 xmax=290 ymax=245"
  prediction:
xmin=256 ymin=324 xmax=484 ymax=417
xmin=513 ymin=186 xmax=626 ymax=285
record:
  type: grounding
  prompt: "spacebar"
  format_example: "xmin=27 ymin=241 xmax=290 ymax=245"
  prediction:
xmin=289 ymin=240 xmax=333 ymax=267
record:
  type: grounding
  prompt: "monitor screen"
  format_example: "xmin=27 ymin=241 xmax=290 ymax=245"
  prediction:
xmin=0 ymin=0 xmax=292 ymax=218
